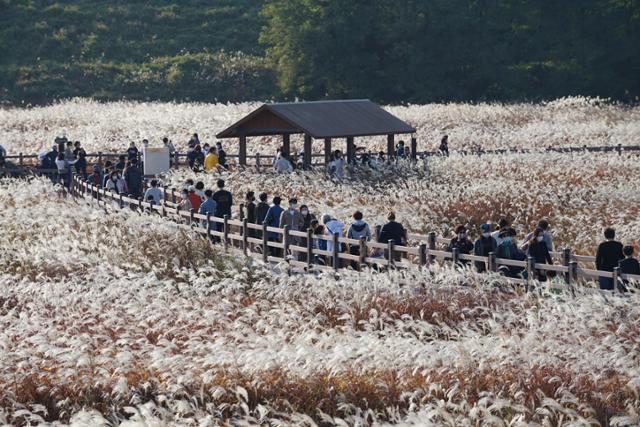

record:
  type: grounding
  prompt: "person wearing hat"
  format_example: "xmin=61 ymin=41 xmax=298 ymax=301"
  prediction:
xmin=187 ymin=185 xmax=202 ymax=211
xmin=496 ymin=227 xmax=526 ymax=278
xmin=491 ymin=217 xmax=510 ymax=246
xmin=447 ymin=225 xmax=474 ymax=266
xmin=474 ymin=223 xmax=497 ymax=272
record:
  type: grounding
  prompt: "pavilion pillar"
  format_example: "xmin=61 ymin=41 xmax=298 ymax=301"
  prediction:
xmin=282 ymin=134 xmax=291 ymax=157
xmin=387 ymin=134 xmax=395 ymax=159
xmin=324 ymin=138 xmax=332 ymax=165
xmin=411 ymin=136 xmax=417 ymax=160
xmin=346 ymin=136 xmax=355 ymax=164
xmin=239 ymin=134 xmax=247 ymax=166
xmin=303 ymin=134 xmax=312 ymax=169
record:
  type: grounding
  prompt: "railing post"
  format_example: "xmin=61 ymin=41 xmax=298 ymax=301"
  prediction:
xmin=262 ymin=222 xmax=268 ymax=262
xmin=283 ymin=225 xmax=290 ymax=260
xmin=451 ymin=247 xmax=460 ymax=266
xmin=359 ymin=237 xmax=367 ymax=268
xmin=375 ymin=225 xmax=382 ymax=241
xmin=239 ymin=203 xmax=245 ymax=222
xmin=190 ymin=208 xmax=195 ymax=226
xmin=242 ymin=218 xmax=248 ymax=255
xmin=19 ymin=152 xmax=23 ymax=166
xmin=419 ymin=243 xmax=427 ymax=266
xmin=307 ymin=228 xmax=314 ymax=268
xmin=174 ymin=152 xmax=180 ymax=168
xmin=428 ymin=232 xmax=436 ymax=263
xmin=223 ymin=215 xmax=229 ymax=252
xmin=171 ymin=188 xmax=177 ymax=204
xmin=256 ymin=153 xmax=261 ymax=171
xmin=206 ymin=213 xmax=212 ymax=237
xmin=332 ymin=233 xmax=339 ymax=270
xmin=119 ymin=193 xmax=124 ymax=209
xmin=387 ymin=239 xmax=395 ymax=269
xmin=488 ymin=252 xmax=497 ymax=272
xmin=98 ymin=151 xmax=103 ymax=165
xmin=562 ymin=248 xmax=571 ymax=283
xmin=612 ymin=267 xmax=620 ymax=293
xmin=617 ymin=143 xmax=622 ymax=156
xmin=163 ymin=186 xmax=168 ymax=202
xmin=569 ymin=261 xmax=578 ymax=284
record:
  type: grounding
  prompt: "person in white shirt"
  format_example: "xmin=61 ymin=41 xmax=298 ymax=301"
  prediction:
xmin=329 ymin=150 xmax=347 ymax=179
xmin=491 ymin=218 xmax=510 ymax=246
xmin=144 ymin=179 xmax=162 ymax=204
xmin=322 ymin=213 xmax=344 ymax=261
xmin=274 ymin=153 xmax=293 ymax=173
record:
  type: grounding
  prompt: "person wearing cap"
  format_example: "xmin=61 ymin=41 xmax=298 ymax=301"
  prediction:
xmin=496 ymin=227 xmax=526 ymax=278
xmin=447 ymin=225 xmax=474 ymax=266
xmin=474 ymin=223 xmax=497 ymax=272
xmin=491 ymin=217 xmax=510 ymax=246
xmin=187 ymin=185 xmax=202 ymax=211
xmin=527 ymin=227 xmax=553 ymax=281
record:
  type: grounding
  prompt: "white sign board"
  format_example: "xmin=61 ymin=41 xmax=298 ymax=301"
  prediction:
xmin=143 ymin=146 xmax=170 ymax=176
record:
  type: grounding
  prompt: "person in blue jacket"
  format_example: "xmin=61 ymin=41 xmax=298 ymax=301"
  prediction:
xmin=263 ymin=196 xmax=284 ymax=256
xmin=199 ymin=189 xmax=217 ymax=234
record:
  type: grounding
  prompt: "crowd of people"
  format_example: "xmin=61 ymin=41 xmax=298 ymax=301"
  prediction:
xmin=6 ymin=135 xmax=639 ymax=289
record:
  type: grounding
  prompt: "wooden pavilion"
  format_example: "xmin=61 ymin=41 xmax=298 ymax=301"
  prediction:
xmin=215 ymin=99 xmax=416 ymax=168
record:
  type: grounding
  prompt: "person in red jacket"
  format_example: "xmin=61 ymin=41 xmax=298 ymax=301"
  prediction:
xmin=187 ymin=185 xmax=202 ymax=211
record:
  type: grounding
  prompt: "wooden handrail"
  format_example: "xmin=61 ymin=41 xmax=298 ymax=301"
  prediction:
xmin=71 ymin=174 xmax=640 ymax=290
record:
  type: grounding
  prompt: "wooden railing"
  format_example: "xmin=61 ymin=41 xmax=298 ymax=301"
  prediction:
xmin=71 ymin=175 xmax=640 ymax=293
xmin=5 ymin=142 xmax=640 ymax=170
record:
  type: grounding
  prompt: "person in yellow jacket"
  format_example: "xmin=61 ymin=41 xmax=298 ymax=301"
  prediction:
xmin=204 ymin=147 xmax=219 ymax=171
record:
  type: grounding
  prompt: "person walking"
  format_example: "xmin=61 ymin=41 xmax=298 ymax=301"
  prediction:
xmin=619 ymin=246 xmax=640 ymax=290
xmin=323 ymin=214 xmax=344 ymax=266
xmin=347 ymin=211 xmax=372 ymax=269
xmin=447 ymin=225 xmax=474 ymax=266
xmin=264 ymin=196 xmax=284 ymax=256
xmin=329 ymin=150 xmax=347 ymax=179
xmin=492 ymin=218 xmax=510 ymax=246
xmin=474 ymin=223 xmax=497 ymax=272
xmin=186 ymin=186 xmax=202 ymax=211
xmin=216 ymin=142 xmax=227 ymax=168
xmin=300 ymin=204 xmax=316 ymax=232
xmin=280 ymin=198 xmax=305 ymax=258
xmin=439 ymin=135 xmax=449 ymax=157
xmin=212 ymin=179 xmax=233 ymax=218
xmin=495 ymin=227 xmax=526 ymax=278
xmin=73 ymin=141 xmax=87 ymax=179
xmin=595 ymin=227 xmax=624 ymax=290
xmin=144 ymin=179 xmax=162 ymax=205
xmin=245 ymin=191 xmax=257 ymax=224
xmin=123 ymin=158 xmax=142 ymax=198
xmin=199 ymin=189 xmax=218 ymax=233
xmin=188 ymin=145 xmax=204 ymax=171
xmin=527 ymin=227 xmax=553 ymax=281
xmin=377 ymin=212 xmax=406 ymax=262
xmin=127 ymin=142 xmax=139 ymax=162
xmin=55 ymin=152 xmax=77 ymax=188
xmin=521 ymin=219 xmax=553 ymax=252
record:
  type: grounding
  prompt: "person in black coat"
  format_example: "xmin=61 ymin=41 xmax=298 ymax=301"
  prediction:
xmin=596 ymin=227 xmax=624 ymax=290
xmin=378 ymin=212 xmax=406 ymax=262
xmin=447 ymin=225 xmax=474 ymax=266
xmin=527 ymin=227 xmax=553 ymax=281
xmin=474 ymin=223 xmax=497 ymax=272
xmin=619 ymin=245 xmax=640 ymax=290
xmin=123 ymin=158 xmax=143 ymax=198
